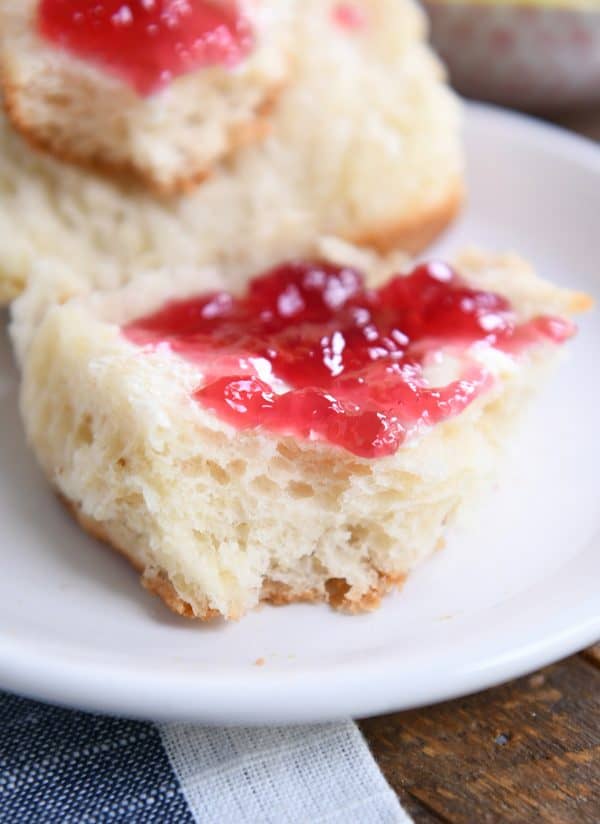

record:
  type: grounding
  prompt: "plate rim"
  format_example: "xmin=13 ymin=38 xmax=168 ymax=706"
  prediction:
xmin=0 ymin=566 xmax=599 ymax=724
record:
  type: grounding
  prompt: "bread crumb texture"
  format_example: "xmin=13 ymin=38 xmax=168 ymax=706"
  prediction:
xmin=14 ymin=243 xmax=586 ymax=619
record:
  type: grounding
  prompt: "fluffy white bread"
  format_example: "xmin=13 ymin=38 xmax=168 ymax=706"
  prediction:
xmin=0 ymin=0 xmax=292 ymax=193
xmin=0 ymin=0 xmax=463 ymax=305
xmin=14 ymin=241 xmax=591 ymax=619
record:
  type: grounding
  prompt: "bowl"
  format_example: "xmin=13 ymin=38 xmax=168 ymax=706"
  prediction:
xmin=424 ymin=1 xmax=600 ymax=111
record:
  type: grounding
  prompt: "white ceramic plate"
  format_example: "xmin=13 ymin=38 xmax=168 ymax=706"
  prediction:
xmin=0 ymin=103 xmax=599 ymax=724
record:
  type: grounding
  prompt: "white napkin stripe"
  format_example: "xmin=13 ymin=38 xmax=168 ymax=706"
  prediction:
xmin=159 ymin=721 xmax=412 ymax=824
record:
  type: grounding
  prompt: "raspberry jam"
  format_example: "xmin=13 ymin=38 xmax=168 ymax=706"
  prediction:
xmin=332 ymin=4 xmax=367 ymax=31
xmin=38 ymin=0 xmax=253 ymax=95
xmin=125 ymin=261 xmax=574 ymax=458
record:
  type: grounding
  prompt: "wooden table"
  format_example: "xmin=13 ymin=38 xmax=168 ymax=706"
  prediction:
xmin=360 ymin=647 xmax=600 ymax=822
xmin=360 ymin=112 xmax=600 ymax=823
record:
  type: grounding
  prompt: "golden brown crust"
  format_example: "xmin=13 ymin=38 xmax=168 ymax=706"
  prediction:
xmin=141 ymin=571 xmax=201 ymax=619
xmin=324 ymin=574 xmax=406 ymax=613
xmin=60 ymin=494 xmax=407 ymax=621
xmin=61 ymin=495 xmax=221 ymax=619
xmin=260 ymin=576 xmax=406 ymax=614
xmin=2 ymin=76 xmax=282 ymax=197
xmin=354 ymin=181 xmax=464 ymax=256
xmin=259 ymin=578 xmax=323 ymax=607
xmin=2 ymin=81 xmax=136 ymax=190
xmin=0 ymin=273 xmax=23 ymax=304
xmin=567 ymin=291 xmax=595 ymax=314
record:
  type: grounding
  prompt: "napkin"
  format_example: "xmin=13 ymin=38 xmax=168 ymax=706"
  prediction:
xmin=0 ymin=691 xmax=411 ymax=823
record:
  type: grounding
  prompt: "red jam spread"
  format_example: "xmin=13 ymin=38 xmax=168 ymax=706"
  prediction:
xmin=38 ymin=0 xmax=253 ymax=95
xmin=124 ymin=261 xmax=574 ymax=458
xmin=332 ymin=4 xmax=367 ymax=31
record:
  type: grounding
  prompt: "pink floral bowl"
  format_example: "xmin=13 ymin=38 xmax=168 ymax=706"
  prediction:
xmin=424 ymin=2 xmax=600 ymax=110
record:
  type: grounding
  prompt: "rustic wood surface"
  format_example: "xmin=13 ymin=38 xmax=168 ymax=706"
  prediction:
xmin=360 ymin=646 xmax=600 ymax=823
xmin=553 ymin=110 xmax=600 ymax=142
xmin=360 ymin=113 xmax=600 ymax=823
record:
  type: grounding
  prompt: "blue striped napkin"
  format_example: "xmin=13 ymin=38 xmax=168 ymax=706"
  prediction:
xmin=0 ymin=692 xmax=410 ymax=823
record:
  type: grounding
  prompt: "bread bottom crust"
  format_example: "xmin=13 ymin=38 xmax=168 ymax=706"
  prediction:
xmin=2 ymin=80 xmax=280 ymax=196
xmin=61 ymin=495 xmax=406 ymax=621
xmin=353 ymin=181 xmax=464 ymax=256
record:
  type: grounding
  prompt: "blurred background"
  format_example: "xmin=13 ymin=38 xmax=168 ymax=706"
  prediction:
xmin=423 ymin=0 xmax=600 ymax=137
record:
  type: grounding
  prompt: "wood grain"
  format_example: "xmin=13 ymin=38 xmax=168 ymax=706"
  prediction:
xmin=360 ymin=653 xmax=600 ymax=823
xmin=581 ymin=645 xmax=600 ymax=671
